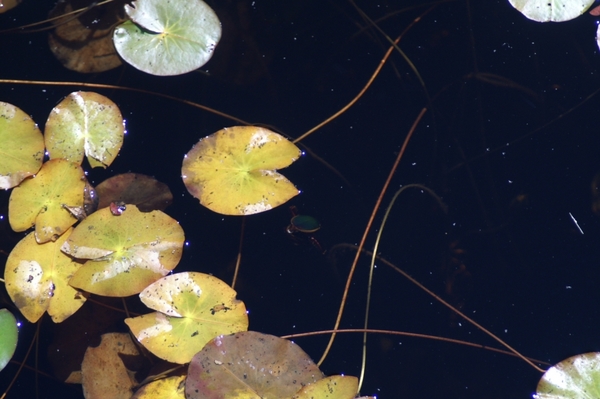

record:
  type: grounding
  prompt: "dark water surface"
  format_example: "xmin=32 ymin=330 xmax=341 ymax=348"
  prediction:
xmin=2 ymin=1 xmax=600 ymax=398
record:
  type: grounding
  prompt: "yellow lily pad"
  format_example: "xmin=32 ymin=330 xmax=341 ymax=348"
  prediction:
xmin=4 ymin=228 xmax=86 ymax=323
xmin=182 ymin=126 xmax=301 ymax=215
xmin=125 ymin=272 xmax=248 ymax=364
xmin=0 ymin=102 xmax=44 ymax=189
xmin=292 ymin=375 xmax=358 ymax=399
xmin=63 ymin=205 xmax=184 ymax=297
xmin=45 ymin=91 xmax=124 ymax=168
xmin=9 ymin=158 xmax=85 ymax=243
xmin=131 ymin=375 xmax=186 ymax=399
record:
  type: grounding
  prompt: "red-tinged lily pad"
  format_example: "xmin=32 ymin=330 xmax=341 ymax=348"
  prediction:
xmin=125 ymin=272 xmax=248 ymax=364
xmin=63 ymin=205 xmax=184 ymax=297
xmin=186 ymin=331 xmax=324 ymax=399
xmin=81 ymin=333 xmax=143 ymax=399
xmin=95 ymin=173 xmax=173 ymax=212
xmin=9 ymin=158 xmax=85 ymax=243
xmin=535 ymin=352 xmax=600 ymax=398
xmin=45 ymin=91 xmax=124 ymax=168
xmin=4 ymin=228 xmax=86 ymax=323
xmin=182 ymin=126 xmax=301 ymax=215
xmin=292 ymin=375 xmax=358 ymax=399
xmin=0 ymin=101 xmax=44 ymax=189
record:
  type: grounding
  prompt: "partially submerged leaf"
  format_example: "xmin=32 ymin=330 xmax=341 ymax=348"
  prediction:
xmin=113 ymin=0 xmax=221 ymax=76
xmin=292 ymin=375 xmax=358 ymax=399
xmin=186 ymin=331 xmax=324 ymax=399
xmin=0 ymin=101 xmax=44 ymax=189
xmin=535 ymin=352 xmax=600 ymax=398
xmin=509 ymin=0 xmax=594 ymax=22
xmin=9 ymin=158 xmax=85 ymax=243
xmin=95 ymin=173 xmax=173 ymax=212
xmin=4 ymin=228 xmax=86 ymax=323
xmin=45 ymin=91 xmax=124 ymax=168
xmin=81 ymin=333 xmax=142 ymax=399
xmin=125 ymin=272 xmax=248 ymax=364
xmin=64 ymin=205 xmax=184 ymax=296
xmin=0 ymin=309 xmax=18 ymax=372
xmin=182 ymin=126 xmax=301 ymax=215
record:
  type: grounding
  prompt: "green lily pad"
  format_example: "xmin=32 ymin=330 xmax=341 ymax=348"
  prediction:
xmin=0 ymin=102 xmax=44 ymax=190
xmin=125 ymin=272 xmax=248 ymax=364
xmin=0 ymin=309 xmax=18 ymax=372
xmin=113 ymin=0 xmax=221 ymax=76
xmin=182 ymin=126 xmax=301 ymax=215
xmin=8 ymin=158 xmax=85 ymax=243
xmin=535 ymin=352 xmax=600 ymax=398
xmin=45 ymin=91 xmax=124 ymax=168
xmin=4 ymin=228 xmax=87 ymax=323
xmin=63 ymin=205 xmax=185 ymax=297
xmin=186 ymin=331 xmax=324 ymax=399
xmin=509 ymin=0 xmax=594 ymax=22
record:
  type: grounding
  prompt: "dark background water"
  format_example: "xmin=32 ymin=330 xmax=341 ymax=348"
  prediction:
xmin=2 ymin=0 xmax=600 ymax=398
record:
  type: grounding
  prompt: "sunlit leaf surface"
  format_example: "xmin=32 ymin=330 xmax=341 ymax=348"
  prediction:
xmin=535 ymin=352 xmax=600 ymax=398
xmin=292 ymin=375 xmax=358 ymax=399
xmin=45 ymin=91 xmax=124 ymax=168
xmin=0 ymin=309 xmax=18 ymax=372
xmin=186 ymin=331 xmax=324 ymax=399
xmin=81 ymin=333 xmax=142 ymax=399
xmin=4 ymin=228 xmax=86 ymax=323
xmin=182 ymin=126 xmax=301 ymax=215
xmin=9 ymin=159 xmax=85 ymax=243
xmin=509 ymin=0 xmax=594 ymax=22
xmin=63 ymin=205 xmax=184 ymax=297
xmin=125 ymin=272 xmax=248 ymax=364
xmin=0 ymin=101 xmax=44 ymax=189
xmin=131 ymin=375 xmax=186 ymax=399
xmin=95 ymin=173 xmax=173 ymax=212
xmin=113 ymin=0 xmax=221 ymax=76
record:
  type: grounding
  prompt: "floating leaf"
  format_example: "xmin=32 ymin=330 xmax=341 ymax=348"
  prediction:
xmin=0 ymin=0 xmax=21 ymax=14
xmin=292 ymin=375 xmax=358 ymax=399
xmin=535 ymin=352 xmax=600 ymax=398
xmin=0 ymin=102 xmax=44 ymax=189
xmin=113 ymin=0 xmax=221 ymax=76
xmin=64 ymin=205 xmax=184 ymax=297
xmin=48 ymin=0 xmax=124 ymax=73
xmin=125 ymin=272 xmax=248 ymax=364
xmin=4 ymin=228 xmax=86 ymax=323
xmin=95 ymin=173 xmax=173 ymax=212
xmin=186 ymin=331 xmax=324 ymax=399
xmin=131 ymin=375 xmax=186 ymax=399
xmin=9 ymin=158 xmax=85 ymax=243
xmin=182 ymin=126 xmax=301 ymax=215
xmin=0 ymin=309 xmax=18 ymax=372
xmin=509 ymin=0 xmax=594 ymax=22
xmin=81 ymin=333 xmax=142 ymax=399
xmin=45 ymin=91 xmax=124 ymax=168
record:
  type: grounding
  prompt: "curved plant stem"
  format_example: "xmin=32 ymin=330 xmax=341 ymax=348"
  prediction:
xmin=316 ymin=107 xmax=427 ymax=367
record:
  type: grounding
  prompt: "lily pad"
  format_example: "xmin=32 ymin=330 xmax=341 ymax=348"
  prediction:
xmin=8 ymin=158 xmax=85 ymax=243
xmin=81 ymin=333 xmax=143 ymax=399
xmin=182 ymin=126 xmax=301 ymax=215
xmin=131 ymin=374 xmax=186 ymax=399
xmin=45 ymin=91 xmax=124 ymax=168
xmin=0 ymin=101 xmax=44 ymax=189
xmin=63 ymin=205 xmax=185 ymax=297
xmin=113 ymin=0 xmax=221 ymax=76
xmin=95 ymin=173 xmax=173 ymax=212
xmin=4 ymin=228 xmax=87 ymax=323
xmin=125 ymin=272 xmax=248 ymax=364
xmin=292 ymin=375 xmax=358 ymax=399
xmin=0 ymin=309 xmax=18 ymax=372
xmin=509 ymin=0 xmax=594 ymax=22
xmin=186 ymin=331 xmax=324 ymax=399
xmin=535 ymin=352 xmax=600 ymax=398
